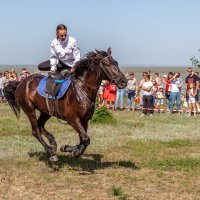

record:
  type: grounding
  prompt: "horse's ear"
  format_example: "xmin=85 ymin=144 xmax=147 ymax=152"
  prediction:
xmin=107 ymin=47 xmax=111 ymax=55
xmin=95 ymin=48 xmax=100 ymax=54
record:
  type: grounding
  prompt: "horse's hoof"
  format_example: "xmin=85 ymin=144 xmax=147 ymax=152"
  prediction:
xmin=60 ymin=145 xmax=66 ymax=152
xmin=49 ymin=155 xmax=59 ymax=162
xmin=72 ymin=150 xmax=79 ymax=158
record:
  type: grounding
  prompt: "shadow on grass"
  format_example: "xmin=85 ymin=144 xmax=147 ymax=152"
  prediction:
xmin=28 ymin=151 xmax=139 ymax=173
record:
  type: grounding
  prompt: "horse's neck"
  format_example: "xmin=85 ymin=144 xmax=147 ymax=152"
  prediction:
xmin=77 ymin=70 xmax=102 ymax=100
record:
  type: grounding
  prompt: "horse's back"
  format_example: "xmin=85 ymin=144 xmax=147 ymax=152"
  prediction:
xmin=15 ymin=74 xmax=44 ymax=105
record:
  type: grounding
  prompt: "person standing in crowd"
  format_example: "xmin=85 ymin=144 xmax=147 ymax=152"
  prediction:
xmin=154 ymin=73 xmax=162 ymax=87
xmin=187 ymin=83 xmax=197 ymax=116
xmin=176 ymin=73 xmax=183 ymax=93
xmin=126 ymin=72 xmax=138 ymax=111
xmin=103 ymin=81 xmax=117 ymax=111
xmin=194 ymin=71 xmax=200 ymax=109
xmin=170 ymin=73 xmax=181 ymax=113
xmin=0 ymin=73 xmax=6 ymax=103
xmin=38 ymin=24 xmax=80 ymax=76
xmin=139 ymin=72 xmax=148 ymax=108
xmin=164 ymin=72 xmax=173 ymax=111
xmin=9 ymin=72 xmax=18 ymax=81
xmin=3 ymin=71 xmax=10 ymax=82
xmin=19 ymin=68 xmax=28 ymax=82
xmin=141 ymin=74 xmax=153 ymax=116
xmin=155 ymin=86 xmax=165 ymax=110
xmin=185 ymin=68 xmax=200 ymax=112
xmin=151 ymin=78 xmax=158 ymax=107
xmin=147 ymin=70 xmax=153 ymax=80
xmin=114 ymin=77 xmax=125 ymax=110
xmin=98 ymin=80 xmax=107 ymax=107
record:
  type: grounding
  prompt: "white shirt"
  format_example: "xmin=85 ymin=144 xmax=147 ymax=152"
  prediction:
xmin=127 ymin=78 xmax=137 ymax=90
xmin=50 ymin=36 xmax=80 ymax=70
xmin=143 ymin=81 xmax=153 ymax=96
xmin=0 ymin=77 xmax=6 ymax=89
xmin=171 ymin=79 xmax=180 ymax=92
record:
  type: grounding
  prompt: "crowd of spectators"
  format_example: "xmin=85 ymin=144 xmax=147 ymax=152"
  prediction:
xmin=98 ymin=67 xmax=200 ymax=116
xmin=0 ymin=68 xmax=31 ymax=103
xmin=1 ymin=67 xmax=200 ymax=117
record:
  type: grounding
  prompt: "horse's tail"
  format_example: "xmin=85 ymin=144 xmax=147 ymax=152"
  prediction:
xmin=3 ymin=81 xmax=21 ymax=118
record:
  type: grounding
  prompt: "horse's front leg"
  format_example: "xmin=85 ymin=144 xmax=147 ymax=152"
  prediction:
xmin=60 ymin=119 xmax=90 ymax=158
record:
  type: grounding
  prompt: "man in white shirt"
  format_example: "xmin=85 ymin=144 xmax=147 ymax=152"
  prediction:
xmin=38 ymin=24 xmax=80 ymax=76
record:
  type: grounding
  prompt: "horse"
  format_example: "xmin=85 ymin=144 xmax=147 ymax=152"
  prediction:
xmin=3 ymin=48 xmax=127 ymax=162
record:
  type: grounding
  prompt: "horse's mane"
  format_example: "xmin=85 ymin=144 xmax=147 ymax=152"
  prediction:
xmin=74 ymin=50 xmax=108 ymax=78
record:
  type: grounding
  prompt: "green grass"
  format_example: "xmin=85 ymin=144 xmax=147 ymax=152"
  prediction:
xmin=1 ymin=104 xmax=200 ymax=199
xmin=111 ymin=186 xmax=129 ymax=200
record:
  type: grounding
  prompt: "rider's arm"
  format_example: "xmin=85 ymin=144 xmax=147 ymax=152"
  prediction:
xmin=71 ymin=40 xmax=80 ymax=73
xmin=50 ymin=40 xmax=59 ymax=71
xmin=72 ymin=40 xmax=81 ymax=64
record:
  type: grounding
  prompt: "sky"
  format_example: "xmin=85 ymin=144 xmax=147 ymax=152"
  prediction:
xmin=0 ymin=0 xmax=200 ymax=66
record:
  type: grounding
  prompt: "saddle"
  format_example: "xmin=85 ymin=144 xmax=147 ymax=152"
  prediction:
xmin=38 ymin=71 xmax=72 ymax=116
xmin=45 ymin=78 xmax=65 ymax=97
xmin=38 ymin=70 xmax=72 ymax=99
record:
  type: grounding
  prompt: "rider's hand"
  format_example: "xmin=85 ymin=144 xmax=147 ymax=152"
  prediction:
xmin=70 ymin=67 xmax=75 ymax=73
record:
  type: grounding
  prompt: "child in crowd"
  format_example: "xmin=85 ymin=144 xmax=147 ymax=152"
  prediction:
xmin=187 ymin=83 xmax=196 ymax=116
xmin=98 ymin=80 xmax=107 ymax=107
xmin=155 ymin=87 xmax=165 ymax=110
xmin=103 ymin=81 xmax=117 ymax=111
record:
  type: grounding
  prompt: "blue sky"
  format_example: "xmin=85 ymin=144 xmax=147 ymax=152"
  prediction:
xmin=0 ymin=0 xmax=199 ymax=66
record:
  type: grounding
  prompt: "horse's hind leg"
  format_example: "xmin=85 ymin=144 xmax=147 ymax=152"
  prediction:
xmin=37 ymin=112 xmax=57 ymax=153
xmin=24 ymin=108 xmax=58 ymax=161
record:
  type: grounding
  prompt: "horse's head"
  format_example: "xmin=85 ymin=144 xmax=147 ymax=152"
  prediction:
xmin=94 ymin=48 xmax=127 ymax=89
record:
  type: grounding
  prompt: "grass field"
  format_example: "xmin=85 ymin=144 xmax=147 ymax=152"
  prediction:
xmin=0 ymin=103 xmax=200 ymax=200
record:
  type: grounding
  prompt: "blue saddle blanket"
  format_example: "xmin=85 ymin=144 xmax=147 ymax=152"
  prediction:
xmin=38 ymin=77 xmax=71 ymax=99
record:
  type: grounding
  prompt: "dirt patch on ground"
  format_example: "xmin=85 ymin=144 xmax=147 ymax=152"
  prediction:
xmin=0 ymin=158 xmax=200 ymax=200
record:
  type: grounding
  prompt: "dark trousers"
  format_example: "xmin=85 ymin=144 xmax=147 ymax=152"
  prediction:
xmin=143 ymin=95 xmax=154 ymax=115
xmin=38 ymin=60 xmax=71 ymax=71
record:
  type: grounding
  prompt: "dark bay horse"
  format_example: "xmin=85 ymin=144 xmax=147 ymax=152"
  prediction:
xmin=4 ymin=48 xmax=127 ymax=162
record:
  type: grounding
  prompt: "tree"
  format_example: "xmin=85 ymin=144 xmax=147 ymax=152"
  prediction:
xmin=190 ymin=49 xmax=200 ymax=68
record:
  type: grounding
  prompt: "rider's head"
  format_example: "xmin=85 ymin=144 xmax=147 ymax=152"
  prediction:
xmin=56 ymin=24 xmax=67 ymax=42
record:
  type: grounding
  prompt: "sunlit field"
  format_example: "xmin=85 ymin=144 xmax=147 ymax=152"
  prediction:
xmin=1 ymin=102 xmax=200 ymax=200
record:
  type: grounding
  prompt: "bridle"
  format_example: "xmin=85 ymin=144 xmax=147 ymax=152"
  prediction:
xmin=75 ymin=54 xmax=122 ymax=103
xmin=99 ymin=55 xmax=122 ymax=84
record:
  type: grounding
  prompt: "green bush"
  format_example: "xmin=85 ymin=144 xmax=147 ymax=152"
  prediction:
xmin=90 ymin=106 xmax=116 ymax=124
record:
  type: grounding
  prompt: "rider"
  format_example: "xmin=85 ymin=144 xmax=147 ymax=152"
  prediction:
xmin=38 ymin=24 xmax=81 ymax=76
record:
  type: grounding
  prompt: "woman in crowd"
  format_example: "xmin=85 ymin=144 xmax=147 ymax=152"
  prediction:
xmin=115 ymin=82 xmax=125 ymax=110
xmin=141 ymin=74 xmax=154 ymax=116
xmin=126 ymin=72 xmax=138 ymax=111
xmin=139 ymin=72 xmax=148 ymax=108
xmin=169 ymin=73 xmax=181 ymax=112
xmin=0 ymin=73 xmax=6 ymax=103
xmin=164 ymin=72 xmax=173 ymax=111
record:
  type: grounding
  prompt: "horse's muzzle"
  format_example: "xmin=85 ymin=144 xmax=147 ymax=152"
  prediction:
xmin=116 ymin=76 xmax=127 ymax=89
